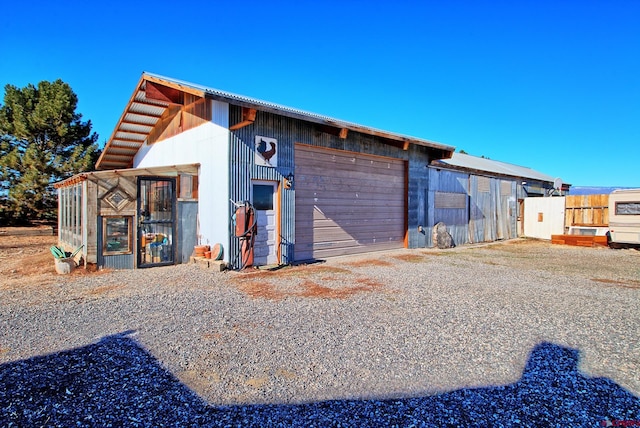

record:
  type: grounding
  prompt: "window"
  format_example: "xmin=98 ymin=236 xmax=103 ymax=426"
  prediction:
xmin=58 ymin=182 xmax=83 ymax=248
xmin=103 ymin=217 xmax=132 ymax=254
xmin=178 ymin=174 xmax=198 ymax=200
xmin=616 ymin=202 xmax=640 ymax=215
xmin=253 ymin=184 xmax=274 ymax=210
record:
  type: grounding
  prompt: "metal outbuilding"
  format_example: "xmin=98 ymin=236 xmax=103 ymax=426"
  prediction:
xmin=426 ymin=152 xmax=570 ymax=246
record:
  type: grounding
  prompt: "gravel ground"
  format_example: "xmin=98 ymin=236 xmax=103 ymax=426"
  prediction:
xmin=1 ymin=239 xmax=639 ymax=426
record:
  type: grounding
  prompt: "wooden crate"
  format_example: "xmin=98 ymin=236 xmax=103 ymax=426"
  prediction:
xmin=551 ymin=234 xmax=609 ymax=247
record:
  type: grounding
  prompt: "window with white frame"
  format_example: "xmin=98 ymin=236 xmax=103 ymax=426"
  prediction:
xmin=58 ymin=182 xmax=83 ymax=248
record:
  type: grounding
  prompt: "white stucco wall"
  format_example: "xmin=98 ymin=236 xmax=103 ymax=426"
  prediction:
xmin=133 ymin=101 xmax=230 ymax=260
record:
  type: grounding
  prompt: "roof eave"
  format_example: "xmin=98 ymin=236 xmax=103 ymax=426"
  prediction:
xmin=97 ymin=72 xmax=455 ymax=170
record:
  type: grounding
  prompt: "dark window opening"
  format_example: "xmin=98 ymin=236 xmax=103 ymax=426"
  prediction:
xmin=253 ymin=184 xmax=274 ymax=210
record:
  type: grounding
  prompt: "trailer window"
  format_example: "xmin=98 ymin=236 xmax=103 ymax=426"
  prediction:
xmin=616 ymin=202 xmax=640 ymax=215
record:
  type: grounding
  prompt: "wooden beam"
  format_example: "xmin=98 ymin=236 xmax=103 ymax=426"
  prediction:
xmin=111 ymin=138 xmax=146 ymax=144
xmin=339 ymin=128 xmax=348 ymax=139
xmin=229 ymin=107 xmax=257 ymax=130
xmin=143 ymin=74 xmax=206 ymax=99
xmin=145 ymin=81 xmax=184 ymax=104
xmin=403 ymin=141 xmax=410 ymax=151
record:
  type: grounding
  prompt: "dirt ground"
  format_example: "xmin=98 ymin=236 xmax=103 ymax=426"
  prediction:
xmin=1 ymin=228 xmax=639 ymax=291
xmin=0 ymin=230 xmax=105 ymax=289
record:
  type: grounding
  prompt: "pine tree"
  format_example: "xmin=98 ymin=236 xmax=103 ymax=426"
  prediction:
xmin=0 ymin=79 xmax=100 ymax=223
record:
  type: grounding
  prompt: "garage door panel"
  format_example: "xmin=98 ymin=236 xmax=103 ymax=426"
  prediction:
xmin=296 ymin=219 xmax=404 ymax=236
xmin=295 ymin=144 xmax=406 ymax=261
xmin=296 ymin=195 xmax=405 ymax=208
xmin=298 ymin=169 xmax=404 ymax=187
xmin=304 ymin=209 xmax=405 ymax=221
xmin=298 ymin=164 xmax=404 ymax=177
xmin=295 ymin=227 xmax=405 ymax=243
xmin=296 ymin=240 xmax=405 ymax=261
xmin=295 ymin=149 xmax=405 ymax=173
xmin=296 ymin=181 xmax=403 ymax=196
xmin=296 ymin=217 xmax=405 ymax=233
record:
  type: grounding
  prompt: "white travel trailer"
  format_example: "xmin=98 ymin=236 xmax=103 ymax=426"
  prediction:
xmin=608 ymin=189 xmax=640 ymax=247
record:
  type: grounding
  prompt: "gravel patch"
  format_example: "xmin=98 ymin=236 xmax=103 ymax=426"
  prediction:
xmin=1 ymin=239 xmax=639 ymax=426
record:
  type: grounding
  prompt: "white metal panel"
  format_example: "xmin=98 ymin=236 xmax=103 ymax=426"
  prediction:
xmin=523 ymin=197 xmax=565 ymax=240
xmin=133 ymin=106 xmax=230 ymax=261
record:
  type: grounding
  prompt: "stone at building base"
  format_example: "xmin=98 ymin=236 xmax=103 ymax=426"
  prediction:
xmin=191 ymin=256 xmax=227 ymax=271
xmin=432 ymin=222 xmax=455 ymax=249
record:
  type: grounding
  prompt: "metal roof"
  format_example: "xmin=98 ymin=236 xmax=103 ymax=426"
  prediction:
xmin=431 ymin=152 xmax=565 ymax=184
xmin=96 ymin=72 xmax=454 ymax=170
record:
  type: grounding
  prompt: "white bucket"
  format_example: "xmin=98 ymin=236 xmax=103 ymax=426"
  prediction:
xmin=54 ymin=258 xmax=75 ymax=275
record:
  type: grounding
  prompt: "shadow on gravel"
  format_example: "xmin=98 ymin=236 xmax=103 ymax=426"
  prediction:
xmin=1 ymin=333 xmax=638 ymax=426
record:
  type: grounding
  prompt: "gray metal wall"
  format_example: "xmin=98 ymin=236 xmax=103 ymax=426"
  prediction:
xmin=425 ymin=168 xmax=518 ymax=247
xmin=229 ymin=108 xmax=296 ymax=269
xmin=469 ymin=175 xmax=517 ymax=243
xmin=177 ymin=201 xmax=198 ymax=263
xmin=426 ymin=168 xmax=470 ymax=247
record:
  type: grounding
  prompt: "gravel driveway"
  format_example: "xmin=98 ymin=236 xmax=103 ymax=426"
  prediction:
xmin=1 ymin=239 xmax=639 ymax=426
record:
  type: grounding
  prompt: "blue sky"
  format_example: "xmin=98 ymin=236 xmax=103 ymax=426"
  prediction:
xmin=1 ymin=0 xmax=638 ymax=187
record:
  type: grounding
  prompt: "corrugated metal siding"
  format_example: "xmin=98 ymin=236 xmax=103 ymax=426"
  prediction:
xmin=229 ymin=107 xmax=295 ymax=268
xmin=501 ymin=179 xmax=518 ymax=239
xmin=470 ymin=175 xmax=495 ymax=242
xmin=469 ymin=175 xmax=517 ymax=243
xmin=407 ymin=145 xmax=431 ymax=248
xmin=426 ymin=168 xmax=469 ymax=246
xmin=425 ymin=168 xmax=517 ymax=246
xmin=178 ymin=201 xmax=198 ymax=263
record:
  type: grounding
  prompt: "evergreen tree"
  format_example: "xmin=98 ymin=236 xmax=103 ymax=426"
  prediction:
xmin=0 ymin=79 xmax=100 ymax=223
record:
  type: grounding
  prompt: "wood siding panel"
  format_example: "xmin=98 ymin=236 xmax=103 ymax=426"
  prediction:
xmin=564 ymin=194 xmax=609 ymax=226
xmin=295 ymin=144 xmax=405 ymax=261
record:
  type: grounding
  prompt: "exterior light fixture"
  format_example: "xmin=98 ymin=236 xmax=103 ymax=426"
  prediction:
xmin=285 ymin=172 xmax=294 ymax=189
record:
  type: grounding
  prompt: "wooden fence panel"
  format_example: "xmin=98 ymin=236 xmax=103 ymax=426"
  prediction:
xmin=564 ymin=194 xmax=609 ymax=226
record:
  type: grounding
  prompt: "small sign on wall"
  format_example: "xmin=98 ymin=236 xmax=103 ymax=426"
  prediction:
xmin=255 ymin=136 xmax=277 ymax=167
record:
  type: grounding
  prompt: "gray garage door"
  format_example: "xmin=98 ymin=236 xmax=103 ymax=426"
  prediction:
xmin=294 ymin=144 xmax=406 ymax=261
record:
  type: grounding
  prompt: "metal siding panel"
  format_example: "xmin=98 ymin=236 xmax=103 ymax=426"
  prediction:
xmin=407 ymin=145 xmax=430 ymax=249
xmin=469 ymin=175 xmax=486 ymax=243
xmin=178 ymin=201 xmax=198 ymax=263
xmin=426 ymin=168 xmax=470 ymax=247
xmin=102 ymin=254 xmax=135 ymax=269
xmin=229 ymin=107 xmax=295 ymax=268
